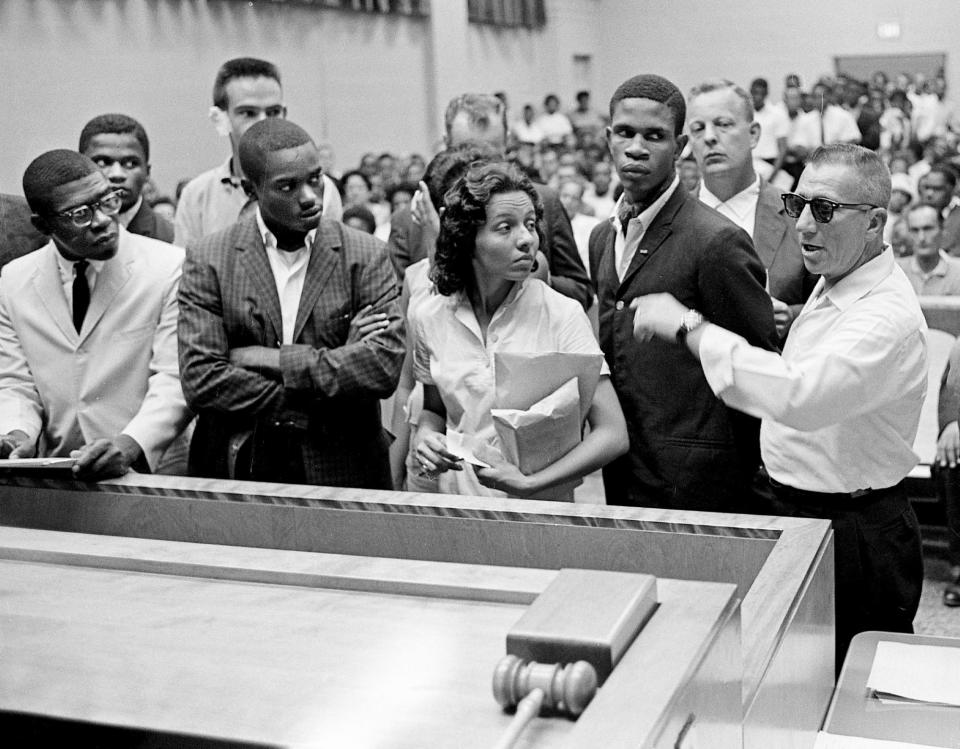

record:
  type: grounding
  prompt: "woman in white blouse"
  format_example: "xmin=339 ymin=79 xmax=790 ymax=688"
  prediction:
xmin=411 ymin=162 xmax=627 ymax=500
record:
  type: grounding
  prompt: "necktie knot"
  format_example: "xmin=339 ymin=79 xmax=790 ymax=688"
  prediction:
xmin=73 ymin=259 xmax=90 ymax=333
xmin=617 ymin=201 xmax=643 ymax=237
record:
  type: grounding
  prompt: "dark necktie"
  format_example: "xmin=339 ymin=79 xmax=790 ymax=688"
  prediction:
xmin=73 ymin=259 xmax=89 ymax=332
xmin=617 ymin=200 xmax=643 ymax=237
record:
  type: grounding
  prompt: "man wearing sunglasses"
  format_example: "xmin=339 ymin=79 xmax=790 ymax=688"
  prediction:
xmin=632 ymin=143 xmax=927 ymax=672
xmin=0 ymin=150 xmax=193 ymax=480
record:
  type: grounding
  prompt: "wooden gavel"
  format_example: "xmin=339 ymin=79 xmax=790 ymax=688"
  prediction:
xmin=492 ymin=654 xmax=598 ymax=717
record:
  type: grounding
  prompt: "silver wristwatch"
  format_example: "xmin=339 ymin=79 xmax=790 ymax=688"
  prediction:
xmin=676 ymin=309 xmax=705 ymax=344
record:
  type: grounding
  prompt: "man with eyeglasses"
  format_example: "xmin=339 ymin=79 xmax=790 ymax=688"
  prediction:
xmin=0 ymin=150 xmax=193 ymax=479
xmin=632 ymin=143 xmax=928 ymax=671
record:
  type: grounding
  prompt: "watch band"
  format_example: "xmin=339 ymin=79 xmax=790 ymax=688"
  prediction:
xmin=676 ymin=309 xmax=704 ymax=344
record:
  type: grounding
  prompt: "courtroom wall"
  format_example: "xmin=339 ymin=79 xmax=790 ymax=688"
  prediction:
xmin=594 ymin=0 xmax=958 ymax=104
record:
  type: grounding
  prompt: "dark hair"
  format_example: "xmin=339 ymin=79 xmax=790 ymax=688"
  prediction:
xmin=750 ymin=77 xmax=769 ymax=92
xmin=342 ymin=205 xmax=376 ymax=234
xmin=609 ymin=74 xmax=686 ymax=136
xmin=422 ymin=142 xmax=501 ymax=206
xmin=237 ymin=118 xmax=313 ymax=187
xmin=924 ymin=163 xmax=958 ymax=190
xmin=431 ymin=162 xmax=545 ymax=296
xmin=23 ymin=149 xmax=99 ymax=214
xmin=79 ymin=113 xmax=150 ymax=161
xmin=213 ymin=57 xmax=280 ymax=109
xmin=386 ymin=181 xmax=418 ymax=204
xmin=544 ymin=93 xmax=559 ymax=106
xmin=341 ymin=170 xmax=372 ymax=193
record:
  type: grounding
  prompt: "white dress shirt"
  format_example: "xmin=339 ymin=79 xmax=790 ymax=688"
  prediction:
xmin=255 ymin=208 xmax=315 ymax=345
xmin=698 ymin=175 xmax=761 ymax=239
xmin=610 ymin=176 xmax=679 ymax=281
xmin=697 ymin=248 xmax=927 ymax=493
xmin=753 ymin=101 xmax=790 ymax=160
xmin=56 ymin=252 xmax=105 ymax=309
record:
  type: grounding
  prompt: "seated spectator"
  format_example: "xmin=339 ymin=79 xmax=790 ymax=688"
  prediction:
xmin=342 ymin=205 xmax=377 ymax=235
xmin=568 ymin=90 xmax=607 ymax=148
xmin=581 ymin=160 xmax=616 ymax=219
xmin=557 ymin=177 xmax=600 ymax=273
xmin=919 ymin=164 xmax=960 ymax=255
xmin=534 ymin=94 xmax=574 ymax=147
xmin=677 ymin=154 xmax=700 ymax=194
xmin=511 ymin=104 xmax=544 ymax=147
xmin=411 ymin=162 xmax=627 ymax=501
xmin=898 ymin=203 xmax=960 ymax=294
xmin=0 ymin=150 xmax=192 ymax=478
xmin=538 ymin=147 xmax=560 ymax=186
xmin=79 ymin=113 xmax=174 ymax=243
xmin=885 ymin=174 xmax=916 ymax=256
xmin=341 ymin=169 xmax=390 ymax=231
xmin=402 ymin=154 xmax=427 ymax=185
xmin=387 ymin=181 xmax=418 ymax=215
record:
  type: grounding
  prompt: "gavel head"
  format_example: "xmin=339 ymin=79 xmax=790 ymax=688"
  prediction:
xmin=492 ymin=654 xmax=598 ymax=717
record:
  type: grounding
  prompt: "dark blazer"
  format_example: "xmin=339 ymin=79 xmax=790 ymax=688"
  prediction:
xmin=127 ymin=200 xmax=175 ymax=243
xmin=752 ymin=180 xmax=818 ymax=323
xmin=0 ymin=193 xmax=46 ymax=270
xmin=178 ymin=216 xmax=404 ymax=488
xmin=387 ymin=184 xmax=593 ymax=309
xmin=589 ymin=185 xmax=778 ymax=511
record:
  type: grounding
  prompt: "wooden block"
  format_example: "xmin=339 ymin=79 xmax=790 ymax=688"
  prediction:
xmin=506 ymin=568 xmax=658 ymax=685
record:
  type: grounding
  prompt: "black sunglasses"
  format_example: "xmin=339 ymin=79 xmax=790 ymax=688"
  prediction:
xmin=781 ymin=193 xmax=879 ymax=224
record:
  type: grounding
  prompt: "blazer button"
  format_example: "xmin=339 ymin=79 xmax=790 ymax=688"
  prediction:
xmin=615 ymin=300 xmax=625 ymax=311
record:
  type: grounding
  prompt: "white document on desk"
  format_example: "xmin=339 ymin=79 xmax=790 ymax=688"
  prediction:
xmin=815 ymin=732 xmax=947 ymax=748
xmin=866 ymin=641 xmax=960 ymax=707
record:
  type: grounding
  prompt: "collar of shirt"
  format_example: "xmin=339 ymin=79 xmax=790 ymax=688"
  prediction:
xmin=609 ymin=175 xmax=680 ymax=235
xmin=117 ymin=197 xmax=142 ymax=228
xmin=909 ymin=249 xmax=951 ymax=279
xmin=812 ymin=247 xmax=896 ymax=312
xmin=449 ymin=278 xmax=529 ymax=340
xmin=255 ymin=207 xmax=317 ymax=261
xmin=698 ymin=175 xmax=761 ymax=228
xmin=55 ymin=246 xmax=107 ymax=290
xmin=218 ymin=157 xmax=242 ymax=189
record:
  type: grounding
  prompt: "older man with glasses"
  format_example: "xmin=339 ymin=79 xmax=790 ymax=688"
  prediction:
xmin=632 ymin=143 xmax=928 ymax=673
xmin=0 ymin=150 xmax=193 ymax=479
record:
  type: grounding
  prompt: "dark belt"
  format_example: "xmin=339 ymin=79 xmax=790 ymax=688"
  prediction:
xmin=768 ymin=476 xmax=906 ymax=513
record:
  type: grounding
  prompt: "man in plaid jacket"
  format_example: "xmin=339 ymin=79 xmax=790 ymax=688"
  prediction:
xmin=178 ymin=119 xmax=403 ymax=488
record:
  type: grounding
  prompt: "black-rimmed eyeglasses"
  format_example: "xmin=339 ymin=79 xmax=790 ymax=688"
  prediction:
xmin=781 ymin=193 xmax=880 ymax=224
xmin=51 ymin=190 xmax=123 ymax=228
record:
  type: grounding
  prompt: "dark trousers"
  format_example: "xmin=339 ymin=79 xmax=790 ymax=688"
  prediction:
xmin=934 ymin=465 xmax=960 ymax=567
xmin=767 ymin=478 xmax=924 ymax=674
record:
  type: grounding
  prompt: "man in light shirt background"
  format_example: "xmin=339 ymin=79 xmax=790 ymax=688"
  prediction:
xmin=632 ymin=143 xmax=928 ymax=672
xmin=687 ymin=79 xmax=816 ymax=339
xmin=898 ymin=203 xmax=960 ymax=295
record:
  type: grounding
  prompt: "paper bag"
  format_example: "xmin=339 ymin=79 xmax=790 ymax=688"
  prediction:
xmin=491 ymin=377 xmax=581 ymax=475
xmin=494 ymin=351 xmax=604 ymax=424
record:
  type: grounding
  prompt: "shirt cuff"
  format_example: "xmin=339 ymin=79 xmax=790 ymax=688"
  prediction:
xmin=697 ymin=324 xmax=746 ymax=397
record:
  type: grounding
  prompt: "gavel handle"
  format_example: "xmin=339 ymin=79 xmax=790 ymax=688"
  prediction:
xmin=492 ymin=687 xmax=545 ymax=749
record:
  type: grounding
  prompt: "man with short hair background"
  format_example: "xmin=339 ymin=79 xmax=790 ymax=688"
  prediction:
xmin=687 ymin=79 xmax=816 ymax=338
xmin=919 ymin=164 xmax=960 ymax=255
xmin=174 ymin=57 xmax=342 ymax=247
xmin=387 ymin=93 xmax=592 ymax=310
xmin=898 ymin=202 xmax=960 ymax=295
xmin=178 ymin=119 xmax=403 ymax=487
xmin=79 ymin=113 xmax=174 ymax=243
xmin=632 ymin=143 xmax=928 ymax=670
xmin=589 ymin=73 xmax=778 ymax=511
xmin=0 ymin=150 xmax=192 ymax=479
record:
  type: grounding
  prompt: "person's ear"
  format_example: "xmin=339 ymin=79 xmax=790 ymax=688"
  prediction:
xmin=31 ymin=213 xmax=50 ymax=236
xmin=675 ymin=132 xmax=689 ymax=157
xmin=749 ymin=121 xmax=761 ymax=149
xmin=209 ymin=106 xmax=231 ymax=137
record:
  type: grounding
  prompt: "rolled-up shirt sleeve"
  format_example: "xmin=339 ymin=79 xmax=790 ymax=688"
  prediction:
xmin=698 ymin=316 xmax=926 ymax=433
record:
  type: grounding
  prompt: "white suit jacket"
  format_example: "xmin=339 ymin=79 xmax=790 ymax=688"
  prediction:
xmin=0 ymin=228 xmax=192 ymax=471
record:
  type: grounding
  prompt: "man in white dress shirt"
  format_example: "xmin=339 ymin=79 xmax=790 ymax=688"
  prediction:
xmin=632 ymin=143 xmax=928 ymax=671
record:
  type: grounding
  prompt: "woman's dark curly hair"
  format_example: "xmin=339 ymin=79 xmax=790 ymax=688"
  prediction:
xmin=431 ymin=161 xmax=545 ymax=296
